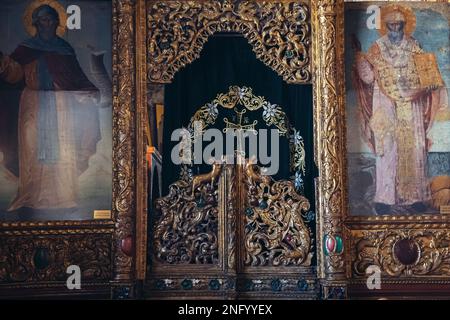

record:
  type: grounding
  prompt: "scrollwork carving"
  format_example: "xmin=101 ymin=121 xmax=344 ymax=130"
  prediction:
xmin=0 ymin=235 xmax=112 ymax=283
xmin=243 ymin=162 xmax=313 ymax=266
xmin=112 ymin=0 xmax=136 ymax=281
xmin=147 ymin=0 xmax=311 ymax=84
xmin=225 ymin=165 xmax=237 ymax=270
xmin=153 ymin=165 xmax=221 ymax=264
xmin=152 ymin=160 xmax=314 ymax=268
xmin=311 ymin=0 xmax=347 ymax=282
xmin=352 ymin=230 xmax=450 ymax=277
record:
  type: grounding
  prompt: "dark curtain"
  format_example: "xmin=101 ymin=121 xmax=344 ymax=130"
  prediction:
xmin=162 ymin=35 xmax=316 ymax=206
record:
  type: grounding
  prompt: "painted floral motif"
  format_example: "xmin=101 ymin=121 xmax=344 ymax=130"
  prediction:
xmin=206 ymin=102 xmax=218 ymax=118
xmin=261 ymin=101 xmax=287 ymax=136
xmin=294 ymin=171 xmax=304 ymax=191
xmin=238 ymin=87 xmax=246 ymax=99
xmin=262 ymin=102 xmax=278 ymax=119
xmin=290 ymin=128 xmax=306 ymax=175
xmin=180 ymin=165 xmax=193 ymax=182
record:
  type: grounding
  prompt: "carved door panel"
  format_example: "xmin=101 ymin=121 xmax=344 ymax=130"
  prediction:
xmin=146 ymin=160 xmax=317 ymax=299
xmin=240 ymin=162 xmax=313 ymax=268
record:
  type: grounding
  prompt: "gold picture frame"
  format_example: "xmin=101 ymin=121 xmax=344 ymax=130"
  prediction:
xmin=342 ymin=0 xmax=450 ymax=298
xmin=0 ymin=0 xmax=137 ymax=298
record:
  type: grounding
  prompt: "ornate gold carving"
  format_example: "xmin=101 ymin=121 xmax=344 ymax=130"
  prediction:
xmin=192 ymin=163 xmax=222 ymax=196
xmin=190 ymin=86 xmax=288 ymax=135
xmin=0 ymin=228 xmax=114 ymax=236
xmin=224 ymin=108 xmax=258 ymax=133
xmin=136 ymin=0 xmax=150 ymax=281
xmin=187 ymin=86 xmax=306 ymax=175
xmin=311 ymin=0 xmax=347 ymax=292
xmin=345 ymin=214 xmax=450 ymax=229
xmin=152 ymin=160 xmax=314 ymax=267
xmin=243 ymin=162 xmax=313 ymax=266
xmin=147 ymin=275 xmax=317 ymax=294
xmin=322 ymin=285 xmax=346 ymax=299
xmin=0 ymin=234 xmax=112 ymax=283
xmin=147 ymin=0 xmax=311 ymax=84
xmin=112 ymin=0 xmax=136 ymax=281
xmin=351 ymin=229 xmax=450 ymax=277
xmin=216 ymin=86 xmax=266 ymax=111
xmin=0 ymin=220 xmax=114 ymax=232
xmin=153 ymin=165 xmax=221 ymax=264
xmin=225 ymin=165 xmax=237 ymax=270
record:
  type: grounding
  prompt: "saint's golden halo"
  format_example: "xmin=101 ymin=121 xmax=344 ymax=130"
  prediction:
xmin=23 ymin=0 xmax=67 ymax=37
xmin=379 ymin=4 xmax=416 ymax=37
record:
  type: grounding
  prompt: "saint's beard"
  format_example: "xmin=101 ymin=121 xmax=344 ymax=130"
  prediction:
xmin=37 ymin=26 xmax=57 ymax=41
xmin=388 ymin=30 xmax=404 ymax=43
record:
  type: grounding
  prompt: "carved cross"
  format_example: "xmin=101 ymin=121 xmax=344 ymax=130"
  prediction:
xmin=223 ymin=107 xmax=258 ymax=163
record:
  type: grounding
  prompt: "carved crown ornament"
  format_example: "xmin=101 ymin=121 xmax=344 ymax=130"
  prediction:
xmin=186 ymin=86 xmax=306 ymax=177
xmin=147 ymin=0 xmax=311 ymax=84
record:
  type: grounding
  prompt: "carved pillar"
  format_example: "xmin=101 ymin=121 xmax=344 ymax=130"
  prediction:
xmin=135 ymin=0 xmax=149 ymax=285
xmin=111 ymin=0 xmax=137 ymax=298
xmin=311 ymin=0 xmax=348 ymax=299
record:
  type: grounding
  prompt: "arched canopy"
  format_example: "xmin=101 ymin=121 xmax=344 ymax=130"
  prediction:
xmin=147 ymin=0 xmax=311 ymax=84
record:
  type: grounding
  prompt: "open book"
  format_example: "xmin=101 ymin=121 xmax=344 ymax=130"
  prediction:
xmin=414 ymin=53 xmax=445 ymax=89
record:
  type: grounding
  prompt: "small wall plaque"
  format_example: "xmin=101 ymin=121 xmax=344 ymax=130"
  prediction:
xmin=441 ymin=206 xmax=450 ymax=215
xmin=94 ymin=210 xmax=112 ymax=219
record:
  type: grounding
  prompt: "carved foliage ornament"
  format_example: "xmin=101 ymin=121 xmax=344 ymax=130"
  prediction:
xmin=147 ymin=0 xmax=311 ymax=84
xmin=0 ymin=235 xmax=112 ymax=283
xmin=153 ymin=160 xmax=313 ymax=268
xmin=112 ymin=0 xmax=136 ymax=279
xmin=353 ymin=230 xmax=450 ymax=277
xmin=153 ymin=164 xmax=221 ymax=265
xmin=312 ymin=0 xmax=347 ymax=279
xmin=244 ymin=162 xmax=313 ymax=266
xmin=149 ymin=276 xmax=317 ymax=293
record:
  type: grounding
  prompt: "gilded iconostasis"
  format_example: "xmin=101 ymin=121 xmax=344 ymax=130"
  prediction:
xmin=0 ymin=0 xmax=449 ymax=301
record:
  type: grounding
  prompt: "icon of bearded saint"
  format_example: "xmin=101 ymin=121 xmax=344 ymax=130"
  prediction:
xmin=0 ymin=1 xmax=106 ymax=212
xmin=351 ymin=4 xmax=449 ymax=214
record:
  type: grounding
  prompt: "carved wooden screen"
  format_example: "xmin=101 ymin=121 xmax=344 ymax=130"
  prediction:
xmin=148 ymin=161 xmax=316 ymax=298
xmin=143 ymin=0 xmax=321 ymax=299
xmin=146 ymin=85 xmax=316 ymax=298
